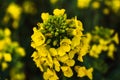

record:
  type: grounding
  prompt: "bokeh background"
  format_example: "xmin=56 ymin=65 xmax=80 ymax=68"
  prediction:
xmin=0 ymin=0 xmax=120 ymax=80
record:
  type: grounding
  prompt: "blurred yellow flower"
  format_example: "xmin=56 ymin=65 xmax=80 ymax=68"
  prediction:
xmin=108 ymin=44 xmax=115 ymax=59
xmin=16 ymin=47 xmax=26 ymax=57
xmin=53 ymin=9 xmax=65 ymax=16
xmin=4 ymin=28 xmax=11 ymax=37
xmin=23 ymin=1 xmax=37 ymax=14
xmin=103 ymin=8 xmax=109 ymax=15
xmin=50 ymin=0 xmax=58 ymax=4
xmin=75 ymin=66 xmax=93 ymax=80
xmin=61 ymin=66 xmax=73 ymax=77
xmin=3 ymin=53 xmax=12 ymax=62
xmin=89 ymin=44 xmax=102 ymax=58
xmin=77 ymin=0 xmax=91 ymax=8
xmin=92 ymin=1 xmax=100 ymax=9
xmin=6 ymin=3 xmax=22 ymax=20
xmin=113 ymin=33 xmax=119 ymax=44
xmin=2 ymin=62 xmax=8 ymax=71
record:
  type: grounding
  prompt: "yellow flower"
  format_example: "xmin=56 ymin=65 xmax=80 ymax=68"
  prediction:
xmin=112 ymin=33 xmax=119 ymax=44
xmin=2 ymin=62 xmax=8 ymax=71
xmin=103 ymin=8 xmax=109 ymax=15
xmin=50 ymin=0 xmax=58 ymax=4
xmin=43 ymin=68 xmax=59 ymax=80
xmin=3 ymin=53 xmax=12 ymax=62
xmin=60 ymin=39 xmax=71 ymax=52
xmin=92 ymin=1 xmax=100 ymax=9
xmin=65 ymin=59 xmax=75 ymax=66
xmin=58 ymin=54 xmax=69 ymax=62
xmin=68 ymin=49 xmax=77 ymax=59
xmin=0 ymin=40 xmax=5 ymax=50
xmin=61 ymin=66 xmax=73 ymax=77
xmin=58 ymin=39 xmax=71 ymax=56
xmin=57 ymin=47 xmax=66 ymax=56
xmin=23 ymin=1 xmax=37 ymax=14
xmin=77 ymin=0 xmax=91 ymax=8
xmin=36 ymin=45 xmax=49 ymax=57
xmin=0 ymin=52 xmax=2 ymax=60
xmin=74 ymin=16 xmax=83 ymax=30
xmin=31 ymin=51 xmax=44 ymax=71
xmin=75 ymin=66 xmax=93 ymax=80
xmin=49 ymin=48 xmax=58 ymax=56
xmin=31 ymin=27 xmax=45 ymax=48
xmin=71 ymin=36 xmax=81 ymax=49
xmin=4 ymin=28 xmax=11 ymax=37
xmin=53 ymin=58 xmax=60 ymax=72
xmin=89 ymin=44 xmax=102 ymax=58
xmin=7 ymin=2 xmax=22 ymax=20
xmin=53 ymin=9 xmax=65 ymax=16
xmin=16 ymin=47 xmax=26 ymax=56
xmin=108 ymin=44 xmax=115 ymax=59
xmin=41 ymin=13 xmax=49 ymax=21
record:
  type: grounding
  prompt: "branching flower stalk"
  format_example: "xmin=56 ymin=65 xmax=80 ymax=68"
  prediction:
xmin=31 ymin=9 xmax=93 ymax=80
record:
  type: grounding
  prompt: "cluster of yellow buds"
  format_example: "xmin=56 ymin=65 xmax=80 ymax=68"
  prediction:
xmin=86 ymin=26 xmax=119 ymax=59
xmin=31 ymin=9 xmax=93 ymax=80
xmin=0 ymin=28 xmax=26 ymax=80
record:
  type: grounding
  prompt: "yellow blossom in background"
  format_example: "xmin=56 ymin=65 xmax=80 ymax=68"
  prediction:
xmin=77 ymin=0 xmax=91 ymax=8
xmin=103 ymin=8 xmax=110 ymax=15
xmin=16 ymin=47 xmax=26 ymax=57
xmin=50 ymin=0 xmax=58 ymax=4
xmin=108 ymin=44 xmax=115 ymax=59
xmin=4 ymin=28 xmax=11 ymax=37
xmin=113 ymin=33 xmax=119 ymax=44
xmin=23 ymin=1 xmax=37 ymax=14
xmin=3 ymin=53 xmax=12 ymax=62
xmin=0 ymin=28 xmax=26 ymax=79
xmin=6 ymin=3 xmax=22 ymax=20
xmin=2 ymin=62 xmax=8 ymax=71
xmin=88 ymin=26 xmax=119 ymax=59
xmin=105 ymin=0 xmax=120 ymax=13
xmin=3 ymin=2 xmax=22 ymax=29
xmin=92 ymin=1 xmax=100 ymax=9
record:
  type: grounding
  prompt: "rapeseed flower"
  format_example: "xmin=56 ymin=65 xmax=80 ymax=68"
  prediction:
xmin=88 ymin=26 xmax=119 ymax=59
xmin=0 ymin=28 xmax=26 ymax=79
xmin=75 ymin=66 xmax=93 ymax=80
xmin=31 ymin=9 xmax=92 ymax=79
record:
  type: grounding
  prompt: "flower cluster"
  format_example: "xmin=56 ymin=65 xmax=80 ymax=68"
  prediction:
xmin=86 ymin=26 xmax=119 ymax=59
xmin=31 ymin=9 xmax=93 ymax=80
xmin=0 ymin=28 xmax=26 ymax=80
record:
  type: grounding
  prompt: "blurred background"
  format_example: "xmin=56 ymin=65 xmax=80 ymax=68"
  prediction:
xmin=0 ymin=0 xmax=120 ymax=80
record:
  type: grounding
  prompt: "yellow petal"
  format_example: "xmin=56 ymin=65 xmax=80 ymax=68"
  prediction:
xmin=3 ymin=53 xmax=12 ymax=62
xmin=49 ymin=48 xmax=57 ymax=56
xmin=61 ymin=66 xmax=73 ymax=77
xmin=86 ymin=68 xmax=93 ymax=80
xmin=53 ymin=9 xmax=65 ymax=16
